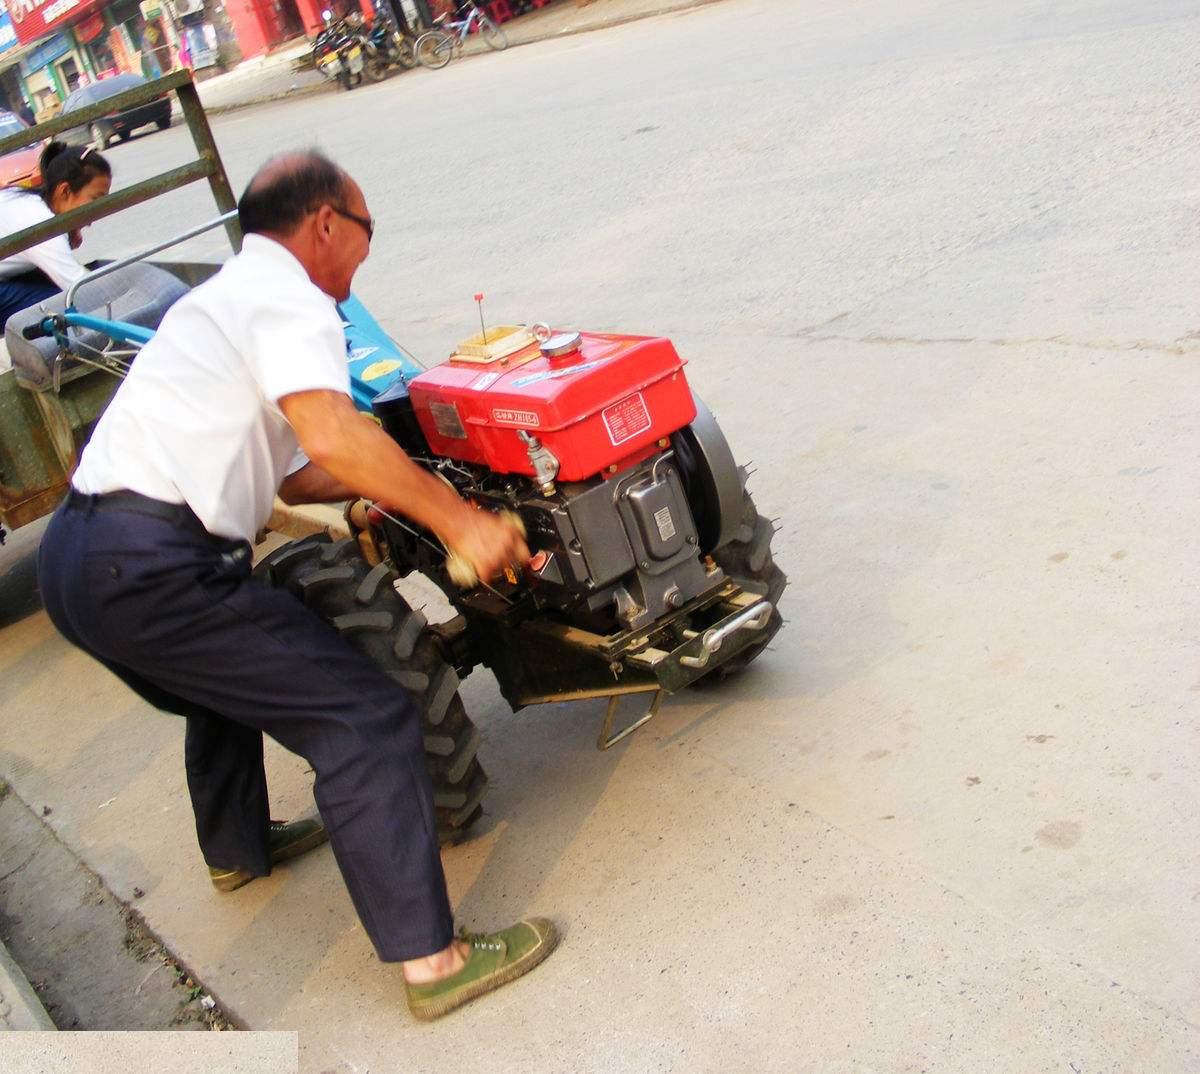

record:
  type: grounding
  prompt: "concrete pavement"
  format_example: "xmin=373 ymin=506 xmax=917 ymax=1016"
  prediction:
xmin=1 ymin=1032 xmax=297 ymax=1072
xmin=1 ymin=0 xmax=1198 ymax=1069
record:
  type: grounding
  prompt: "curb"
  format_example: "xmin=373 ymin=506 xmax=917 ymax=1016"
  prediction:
xmin=0 ymin=937 xmax=55 ymax=1031
xmin=198 ymin=0 xmax=725 ymax=116
xmin=0 ymin=780 xmax=55 ymax=1030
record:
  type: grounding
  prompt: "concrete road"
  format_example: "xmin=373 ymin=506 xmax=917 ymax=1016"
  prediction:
xmin=0 ymin=0 xmax=1197 ymax=1070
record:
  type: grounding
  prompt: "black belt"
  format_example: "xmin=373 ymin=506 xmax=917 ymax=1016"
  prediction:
xmin=66 ymin=488 xmax=208 ymax=535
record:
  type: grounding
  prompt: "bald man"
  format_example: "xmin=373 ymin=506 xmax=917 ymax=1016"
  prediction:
xmin=38 ymin=151 xmax=555 ymax=1020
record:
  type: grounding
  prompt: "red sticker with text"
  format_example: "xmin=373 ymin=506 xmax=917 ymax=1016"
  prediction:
xmin=602 ymin=392 xmax=652 ymax=446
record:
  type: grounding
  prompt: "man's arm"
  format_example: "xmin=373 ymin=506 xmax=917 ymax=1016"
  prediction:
xmin=278 ymin=461 xmax=357 ymax=505
xmin=278 ymin=388 xmax=528 ymax=582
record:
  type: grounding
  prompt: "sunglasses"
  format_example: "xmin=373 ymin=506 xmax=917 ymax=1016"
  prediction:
xmin=331 ymin=204 xmax=374 ymax=242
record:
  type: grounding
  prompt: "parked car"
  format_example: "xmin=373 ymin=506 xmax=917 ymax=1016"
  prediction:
xmin=0 ymin=111 xmax=42 ymax=188
xmin=60 ymin=74 xmax=172 ymax=150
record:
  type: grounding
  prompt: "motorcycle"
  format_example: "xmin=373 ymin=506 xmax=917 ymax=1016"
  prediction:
xmin=345 ymin=2 xmax=416 ymax=77
xmin=369 ymin=1 xmax=418 ymax=70
xmin=313 ymin=10 xmax=367 ymax=90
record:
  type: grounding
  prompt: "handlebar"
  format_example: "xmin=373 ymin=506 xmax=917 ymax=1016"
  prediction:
xmin=21 ymin=317 xmax=58 ymax=341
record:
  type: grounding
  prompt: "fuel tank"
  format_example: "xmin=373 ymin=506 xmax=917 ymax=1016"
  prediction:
xmin=407 ymin=328 xmax=697 ymax=482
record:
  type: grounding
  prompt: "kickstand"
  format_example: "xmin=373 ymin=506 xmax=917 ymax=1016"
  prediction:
xmin=597 ymin=689 xmax=665 ymax=751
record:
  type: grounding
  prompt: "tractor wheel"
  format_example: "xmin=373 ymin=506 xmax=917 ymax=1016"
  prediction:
xmin=256 ymin=534 xmax=487 ymax=845
xmin=699 ymin=468 xmax=787 ymax=683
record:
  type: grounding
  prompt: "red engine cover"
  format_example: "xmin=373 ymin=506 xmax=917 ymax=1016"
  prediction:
xmin=408 ymin=332 xmax=696 ymax=481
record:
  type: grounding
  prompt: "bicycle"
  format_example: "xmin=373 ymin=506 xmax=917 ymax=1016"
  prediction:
xmin=414 ymin=3 xmax=508 ymax=70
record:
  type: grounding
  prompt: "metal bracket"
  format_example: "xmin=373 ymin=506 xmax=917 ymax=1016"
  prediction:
xmin=678 ymin=600 xmax=773 ymax=669
xmin=597 ymin=689 xmax=665 ymax=751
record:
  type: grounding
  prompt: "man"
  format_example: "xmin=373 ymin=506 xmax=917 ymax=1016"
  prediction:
xmin=37 ymin=151 xmax=557 ymax=1021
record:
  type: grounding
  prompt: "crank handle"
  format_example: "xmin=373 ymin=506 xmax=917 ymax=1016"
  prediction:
xmin=445 ymin=508 xmax=527 ymax=589
xmin=678 ymin=601 xmax=773 ymax=670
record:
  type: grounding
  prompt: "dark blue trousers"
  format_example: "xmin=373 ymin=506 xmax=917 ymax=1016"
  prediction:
xmin=37 ymin=495 xmax=454 ymax=962
xmin=0 ymin=270 xmax=58 ymax=329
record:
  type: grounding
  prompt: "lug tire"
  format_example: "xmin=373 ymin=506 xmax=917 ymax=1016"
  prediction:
xmin=696 ymin=468 xmax=787 ymax=683
xmin=256 ymin=534 xmax=487 ymax=845
xmin=155 ymin=117 xmax=171 ymax=130
xmin=365 ymin=55 xmax=388 ymax=81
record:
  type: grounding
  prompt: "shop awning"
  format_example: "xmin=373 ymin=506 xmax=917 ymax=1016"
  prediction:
xmin=11 ymin=0 xmax=108 ymax=48
xmin=0 ymin=38 xmax=54 ymax=77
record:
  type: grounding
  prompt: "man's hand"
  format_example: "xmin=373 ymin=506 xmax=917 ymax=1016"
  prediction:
xmin=440 ymin=507 xmax=530 ymax=586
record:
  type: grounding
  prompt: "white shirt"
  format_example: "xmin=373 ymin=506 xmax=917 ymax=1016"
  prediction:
xmin=0 ymin=188 xmax=86 ymax=288
xmin=74 ymin=234 xmax=351 ymax=542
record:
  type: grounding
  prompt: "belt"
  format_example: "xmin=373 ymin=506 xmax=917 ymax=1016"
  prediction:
xmin=65 ymin=488 xmax=208 ymax=535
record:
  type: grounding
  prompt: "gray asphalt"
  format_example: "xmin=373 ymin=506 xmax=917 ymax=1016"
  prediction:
xmin=3 ymin=1 xmax=1197 ymax=1070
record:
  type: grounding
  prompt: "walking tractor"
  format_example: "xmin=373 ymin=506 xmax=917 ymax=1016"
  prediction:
xmin=0 ymin=74 xmax=786 ymax=843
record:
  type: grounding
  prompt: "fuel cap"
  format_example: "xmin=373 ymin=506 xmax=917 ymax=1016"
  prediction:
xmin=540 ymin=332 xmax=582 ymax=359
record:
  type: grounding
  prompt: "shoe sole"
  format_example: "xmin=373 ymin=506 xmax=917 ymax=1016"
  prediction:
xmin=210 ymin=868 xmax=254 ymax=893
xmin=407 ymin=918 xmax=559 ymax=1022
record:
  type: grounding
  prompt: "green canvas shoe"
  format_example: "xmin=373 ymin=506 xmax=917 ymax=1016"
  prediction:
xmin=405 ymin=918 xmax=559 ymax=1022
xmin=208 ymin=818 xmax=328 ymax=893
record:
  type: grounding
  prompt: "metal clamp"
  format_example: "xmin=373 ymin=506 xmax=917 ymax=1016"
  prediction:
xmin=597 ymin=689 xmax=665 ymax=750
xmin=678 ymin=601 xmax=773 ymax=669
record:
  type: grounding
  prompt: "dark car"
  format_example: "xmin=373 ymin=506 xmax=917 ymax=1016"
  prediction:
xmin=60 ymin=74 xmax=172 ymax=150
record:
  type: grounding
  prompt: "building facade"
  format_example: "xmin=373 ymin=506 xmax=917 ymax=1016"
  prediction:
xmin=0 ymin=0 xmax=228 ymax=121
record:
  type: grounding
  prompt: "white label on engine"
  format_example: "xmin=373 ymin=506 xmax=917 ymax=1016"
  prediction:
xmin=492 ymin=407 xmax=541 ymax=427
xmin=470 ymin=372 xmax=502 ymax=391
xmin=602 ymin=392 xmax=651 ymax=446
xmin=511 ymin=359 xmax=608 ymax=388
xmin=654 ymin=505 xmax=677 ymax=543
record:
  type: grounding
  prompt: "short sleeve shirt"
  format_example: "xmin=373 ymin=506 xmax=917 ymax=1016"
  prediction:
xmin=73 ymin=234 xmax=351 ymax=542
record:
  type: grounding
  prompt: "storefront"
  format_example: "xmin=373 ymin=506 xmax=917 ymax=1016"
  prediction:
xmin=102 ymin=0 xmax=171 ymax=78
xmin=19 ymin=34 xmax=83 ymax=118
xmin=171 ymin=0 xmax=220 ymax=72
xmin=222 ymin=0 xmax=393 ymax=61
xmin=74 ymin=8 xmax=115 ymax=76
xmin=0 ymin=5 xmax=25 ymax=115
xmin=6 ymin=0 xmax=101 ymax=117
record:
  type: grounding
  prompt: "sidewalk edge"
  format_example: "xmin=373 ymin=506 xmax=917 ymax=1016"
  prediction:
xmin=0 ymin=937 xmax=56 ymax=1031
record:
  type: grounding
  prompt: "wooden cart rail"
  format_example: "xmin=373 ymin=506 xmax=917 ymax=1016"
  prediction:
xmin=0 ymin=70 xmax=242 ymax=260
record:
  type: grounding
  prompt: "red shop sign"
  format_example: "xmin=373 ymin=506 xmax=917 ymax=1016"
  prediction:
xmin=75 ymin=10 xmax=105 ymax=41
xmin=8 ymin=0 xmax=108 ymax=46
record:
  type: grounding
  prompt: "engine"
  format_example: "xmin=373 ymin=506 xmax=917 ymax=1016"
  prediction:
xmin=371 ymin=326 xmax=724 ymax=632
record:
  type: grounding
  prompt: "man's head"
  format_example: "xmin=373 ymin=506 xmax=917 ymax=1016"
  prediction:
xmin=237 ymin=151 xmax=372 ymax=301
